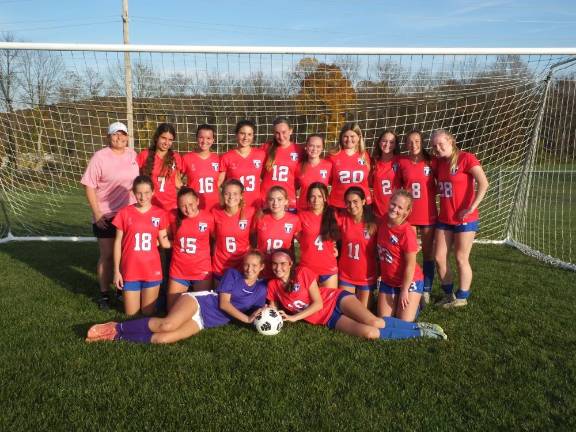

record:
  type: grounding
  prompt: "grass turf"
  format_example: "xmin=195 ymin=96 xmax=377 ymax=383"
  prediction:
xmin=0 ymin=242 xmax=575 ymax=431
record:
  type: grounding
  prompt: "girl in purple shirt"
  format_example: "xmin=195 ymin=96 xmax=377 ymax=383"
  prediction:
xmin=85 ymin=250 xmax=267 ymax=344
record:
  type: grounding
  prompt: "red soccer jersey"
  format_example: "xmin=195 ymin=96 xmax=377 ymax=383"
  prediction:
xmin=266 ymin=266 xmax=340 ymax=325
xmin=260 ymin=142 xmax=303 ymax=208
xmin=298 ymin=210 xmax=338 ymax=276
xmin=372 ymin=157 xmax=401 ymax=221
xmin=295 ymin=159 xmax=332 ymax=211
xmin=327 ymin=150 xmax=372 ymax=208
xmin=335 ymin=211 xmax=378 ymax=285
xmin=136 ymin=150 xmax=182 ymax=211
xmin=219 ymin=148 xmax=265 ymax=208
xmin=168 ymin=209 xmax=214 ymax=280
xmin=181 ymin=152 xmax=221 ymax=210
xmin=432 ymin=151 xmax=481 ymax=225
xmin=397 ymin=157 xmax=438 ymax=226
xmin=112 ymin=204 xmax=167 ymax=282
xmin=377 ymin=221 xmax=424 ymax=287
xmin=211 ymin=206 xmax=256 ymax=276
xmin=254 ymin=212 xmax=301 ymax=255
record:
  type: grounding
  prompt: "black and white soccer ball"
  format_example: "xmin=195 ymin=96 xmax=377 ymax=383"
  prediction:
xmin=253 ymin=307 xmax=283 ymax=336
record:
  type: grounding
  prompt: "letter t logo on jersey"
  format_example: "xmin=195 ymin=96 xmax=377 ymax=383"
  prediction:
xmin=211 ymin=162 xmax=219 ymax=171
xmin=423 ymin=166 xmax=431 ymax=176
xmin=253 ymin=160 xmax=261 ymax=168
xmin=290 ymin=152 xmax=299 ymax=161
xmin=151 ymin=217 xmax=160 ymax=227
xmin=320 ymin=169 xmax=328 ymax=178
xmin=284 ymin=223 xmax=293 ymax=233
xmin=199 ymin=222 xmax=208 ymax=232
xmin=239 ymin=219 xmax=248 ymax=230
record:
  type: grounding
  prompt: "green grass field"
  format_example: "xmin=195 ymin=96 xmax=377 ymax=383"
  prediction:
xmin=0 ymin=242 xmax=575 ymax=431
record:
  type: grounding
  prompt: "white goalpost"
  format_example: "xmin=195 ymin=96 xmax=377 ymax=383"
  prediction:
xmin=0 ymin=43 xmax=575 ymax=270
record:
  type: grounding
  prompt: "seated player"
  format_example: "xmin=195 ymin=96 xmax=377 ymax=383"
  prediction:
xmin=86 ymin=250 xmax=267 ymax=344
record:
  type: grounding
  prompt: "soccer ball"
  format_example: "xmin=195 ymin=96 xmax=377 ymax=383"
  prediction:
xmin=254 ymin=307 xmax=283 ymax=336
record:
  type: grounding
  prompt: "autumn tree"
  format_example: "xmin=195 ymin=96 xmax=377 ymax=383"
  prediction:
xmin=294 ymin=58 xmax=357 ymax=142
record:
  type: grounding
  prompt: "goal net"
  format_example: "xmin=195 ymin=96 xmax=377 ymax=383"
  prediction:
xmin=0 ymin=44 xmax=574 ymax=270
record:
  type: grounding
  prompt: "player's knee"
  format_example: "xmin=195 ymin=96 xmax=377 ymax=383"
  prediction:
xmin=454 ymin=252 xmax=470 ymax=268
xmin=158 ymin=319 xmax=177 ymax=332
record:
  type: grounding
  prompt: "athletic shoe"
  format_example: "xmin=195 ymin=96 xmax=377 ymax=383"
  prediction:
xmin=417 ymin=322 xmax=445 ymax=334
xmin=442 ymin=298 xmax=468 ymax=309
xmin=435 ymin=293 xmax=456 ymax=307
xmin=96 ymin=296 xmax=110 ymax=310
xmin=419 ymin=327 xmax=448 ymax=340
xmin=420 ymin=292 xmax=431 ymax=308
xmin=86 ymin=322 xmax=118 ymax=342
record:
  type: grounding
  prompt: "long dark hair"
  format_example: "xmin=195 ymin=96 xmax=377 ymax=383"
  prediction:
xmin=372 ymin=129 xmax=399 ymax=160
xmin=175 ymin=186 xmax=199 ymax=229
xmin=265 ymin=117 xmax=292 ymax=171
xmin=405 ymin=130 xmax=431 ymax=161
xmin=307 ymin=182 xmax=339 ymax=242
xmin=271 ymin=248 xmax=299 ymax=292
xmin=344 ymin=186 xmax=377 ymax=236
xmin=142 ymin=123 xmax=177 ymax=177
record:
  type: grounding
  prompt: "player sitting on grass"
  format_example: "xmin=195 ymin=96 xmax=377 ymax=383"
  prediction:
xmin=86 ymin=250 xmax=267 ymax=344
xmin=266 ymin=249 xmax=447 ymax=340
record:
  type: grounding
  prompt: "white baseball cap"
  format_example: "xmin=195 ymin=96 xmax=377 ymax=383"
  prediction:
xmin=107 ymin=121 xmax=128 ymax=135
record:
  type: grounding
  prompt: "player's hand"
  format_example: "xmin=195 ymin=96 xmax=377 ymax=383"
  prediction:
xmin=95 ymin=216 xmax=110 ymax=230
xmin=113 ymin=272 xmax=124 ymax=289
xmin=399 ymin=290 xmax=410 ymax=310
xmin=456 ymin=208 xmax=471 ymax=221
xmin=278 ymin=310 xmax=295 ymax=322
xmin=247 ymin=308 xmax=263 ymax=323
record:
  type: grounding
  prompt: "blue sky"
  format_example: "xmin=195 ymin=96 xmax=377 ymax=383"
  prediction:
xmin=1 ymin=0 xmax=575 ymax=47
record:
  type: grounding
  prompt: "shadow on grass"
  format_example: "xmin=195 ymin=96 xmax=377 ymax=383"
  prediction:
xmin=0 ymin=241 xmax=105 ymax=303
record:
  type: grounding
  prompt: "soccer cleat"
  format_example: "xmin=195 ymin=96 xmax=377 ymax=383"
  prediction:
xmin=96 ymin=296 xmax=110 ymax=310
xmin=419 ymin=326 xmax=448 ymax=340
xmin=435 ymin=293 xmax=456 ymax=307
xmin=417 ymin=322 xmax=445 ymax=334
xmin=86 ymin=322 xmax=118 ymax=342
xmin=442 ymin=298 xmax=468 ymax=309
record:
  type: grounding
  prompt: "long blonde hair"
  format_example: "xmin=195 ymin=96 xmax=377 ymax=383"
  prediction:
xmin=431 ymin=129 xmax=459 ymax=172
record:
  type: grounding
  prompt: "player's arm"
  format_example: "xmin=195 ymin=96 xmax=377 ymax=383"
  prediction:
xmin=174 ymin=171 xmax=183 ymax=190
xmin=158 ymin=228 xmax=171 ymax=249
xmin=219 ymin=292 xmax=260 ymax=324
xmin=84 ymin=186 xmax=107 ymax=228
xmin=217 ymin=171 xmax=226 ymax=187
xmin=279 ymin=280 xmax=323 ymax=323
xmin=113 ymin=229 xmax=124 ymax=289
xmin=457 ymin=165 xmax=489 ymax=220
xmin=399 ymin=250 xmax=417 ymax=310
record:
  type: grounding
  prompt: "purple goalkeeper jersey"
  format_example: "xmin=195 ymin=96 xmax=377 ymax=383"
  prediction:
xmin=195 ymin=268 xmax=267 ymax=329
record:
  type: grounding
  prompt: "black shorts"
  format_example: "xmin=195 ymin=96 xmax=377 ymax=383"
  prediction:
xmin=92 ymin=218 xmax=116 ymax=239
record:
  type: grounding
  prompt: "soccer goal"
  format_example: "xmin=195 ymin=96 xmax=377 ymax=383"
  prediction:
xmin=0 ymin=43 xmax=574 ymax=270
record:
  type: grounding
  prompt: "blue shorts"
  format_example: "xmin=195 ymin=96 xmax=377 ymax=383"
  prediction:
xmin=326 ymin=291 xmax=354 ymax=329
xmin=339 ymin=279 xmax=377 ymax=292
xmin=379 ymin=279 xmax=424 ymax=295
xmin=318 ymin=274 xmax=336 ymax=283
xmin=436 ymin=220 xmax=479 ymax=233
xmin=123 ymin=280 xmax=162 ymax=292
xmin=170 ymin=278 xmax=205 ymax=288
